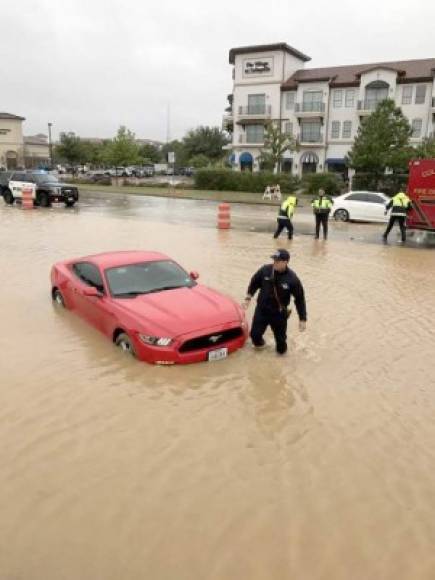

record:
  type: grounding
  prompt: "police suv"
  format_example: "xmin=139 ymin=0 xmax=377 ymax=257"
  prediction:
xmin=1 ymin=170 xmax=79 ymax=207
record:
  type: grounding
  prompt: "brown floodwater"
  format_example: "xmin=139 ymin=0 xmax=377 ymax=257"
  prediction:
xmin=1 ymin=200 xmax=435 ymax=580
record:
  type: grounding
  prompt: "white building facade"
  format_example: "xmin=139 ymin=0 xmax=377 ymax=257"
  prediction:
xmin=224 ymin=43 xmax=435 ymax=176
xmin=0 ymin=112 xmax=50 ymax=169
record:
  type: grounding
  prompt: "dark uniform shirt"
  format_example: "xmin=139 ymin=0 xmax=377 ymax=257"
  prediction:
xmin=247 ymin=264 xmax=307 ymax=320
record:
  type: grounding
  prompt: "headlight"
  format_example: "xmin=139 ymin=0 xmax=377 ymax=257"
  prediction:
xmin=139 ymin=334 xmax=173 ymax=347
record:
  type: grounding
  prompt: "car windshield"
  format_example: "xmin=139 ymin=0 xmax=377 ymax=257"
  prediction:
xmin=32 ymin=173 xmax=58 ymax=184
xmin=106 ymin=260 xmax=196 ymax=297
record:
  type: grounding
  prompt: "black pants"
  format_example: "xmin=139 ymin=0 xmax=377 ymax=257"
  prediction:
xmin=315 ymin=214 xmax=328 ymax=239
xmin=274 ymin=218 xmax=293 ymax=239
xmin=250 ymin=307 xmax=288 ymax=354
xmin=383 ymin=216 xmax=406 ymax=242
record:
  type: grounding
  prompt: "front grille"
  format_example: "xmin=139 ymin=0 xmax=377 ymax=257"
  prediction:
xmin=179 ymin=327 xmax=243 ymax=353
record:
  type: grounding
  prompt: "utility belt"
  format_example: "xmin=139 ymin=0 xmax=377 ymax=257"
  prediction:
xmin=314 ymin=208 xmax=330 ymax=214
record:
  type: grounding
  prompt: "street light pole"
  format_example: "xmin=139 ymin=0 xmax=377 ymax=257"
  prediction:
xmin=48 ymin=122 xmax=53 ymax=169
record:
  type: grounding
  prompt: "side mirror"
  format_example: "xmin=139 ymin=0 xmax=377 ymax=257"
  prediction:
xmin=83 ymin=286 xmax=101 ymax=297
xmin=190 ymin=271 xmax=199 ymax=280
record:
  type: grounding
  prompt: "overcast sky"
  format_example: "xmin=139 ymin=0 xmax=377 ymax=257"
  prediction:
xmin=1 ymin=0 xmax=434 ymax=141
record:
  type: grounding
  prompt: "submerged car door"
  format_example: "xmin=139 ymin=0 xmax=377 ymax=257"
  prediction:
xmin=366 ymin=193 xmax=388 ymax=221
xmin=71 ymin=262 xmax=114 ymax=334
xmin=9 ymin=172 xmax=29 ymax=200
xmin=344 ymin=192 xmax=371 ymax=220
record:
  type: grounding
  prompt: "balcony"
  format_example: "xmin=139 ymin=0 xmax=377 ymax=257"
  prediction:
xmin=297 ymin=133 xmax=324 ymax=147
xmin=295 ymin=102 xmax=326 ymax=117
xmin=222 ymin=113 xmax=233 ymax=132
xmin=237 ymin=104 xmax=272 ymax=123
xmin=238 ymin=134 xmax=264 ymax=146
xmin=357 ymin=100 xmax=380 ymax=115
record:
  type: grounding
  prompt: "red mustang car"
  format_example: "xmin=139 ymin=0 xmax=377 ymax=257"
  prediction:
xmin=51 ymin=251 xmax=248 ymax=364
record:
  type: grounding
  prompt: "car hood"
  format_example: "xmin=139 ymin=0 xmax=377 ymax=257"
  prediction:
xmin=114 ymin=285 xmax=242 ymax=337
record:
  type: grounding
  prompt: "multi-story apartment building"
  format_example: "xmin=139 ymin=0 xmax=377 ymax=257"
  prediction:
xmin=224 ymin=43 xmax=435 ymax=176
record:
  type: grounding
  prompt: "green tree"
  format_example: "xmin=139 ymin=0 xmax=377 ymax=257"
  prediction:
xmin=106 ymin=126 xmax=141 ymax=166
xmin=258 ymin=122 xmax=297 ymax=173
xmin=160 ymin=140 xmax=190 ymax=167
xmin=189 ymin=154 xmax=210 ymax=168
xmin=413 ymin=135 xmax=435 ymax=159
xmin=55 ymin=133 xmax=85 ymax=165
xmin=138 ymin=143 xmax=161 ymax=163
xmin=182 ymin=126 xmax=229 ymax=161
xmin=347 ymin=99 xmax=412 ymax=181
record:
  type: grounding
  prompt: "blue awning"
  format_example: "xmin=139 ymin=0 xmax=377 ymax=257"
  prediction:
xmin=326 ymin=158 xmax=345 ymax=164
xmin=239 ymin=152 xmax=253 ymax=163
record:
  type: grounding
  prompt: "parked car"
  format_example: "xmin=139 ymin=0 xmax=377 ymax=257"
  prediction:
xmin=332 ymin=191 xmax=391 ymax=223
xmin=142 ymin=165 xmax=155 ymax=177
xmin=51 ymin=251 xmax=248 ymax=365
xmin=2 ymin=170 xmax=79 ymax=207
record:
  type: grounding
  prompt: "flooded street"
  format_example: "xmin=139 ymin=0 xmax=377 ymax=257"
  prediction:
xmin=2 ymin=196 xmax=435 ymax=580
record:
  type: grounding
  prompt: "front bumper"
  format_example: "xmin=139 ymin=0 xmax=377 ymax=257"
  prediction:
xmin=48 ymin=187 xmax=79 ymax=203
xmin=132 ymin=322 xmax=249 ymax=365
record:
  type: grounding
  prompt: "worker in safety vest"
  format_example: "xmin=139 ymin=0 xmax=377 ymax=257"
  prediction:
xmin=383 ymin=190 xmax=412 ymax=243
xmin=273 ymin=194 xmax=298 ymax=240
xmin=311 ymin=189 xmax=333 ymax=240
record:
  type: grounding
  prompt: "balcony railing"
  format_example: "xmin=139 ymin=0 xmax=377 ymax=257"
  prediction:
xmin=295 ymin=102 xmax=325 ymax=113
xmin=357 ymin=100 xmax=381 ymax=112
xmin=238 ymin=105 xmax=271 ymax=116
xmin=238 ymin=134 xmax=264 ymax=144
xmin=297 ymin=132 xmax=323 ymax=144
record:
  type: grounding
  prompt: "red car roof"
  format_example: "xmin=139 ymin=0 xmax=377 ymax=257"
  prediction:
xmin=71 ymin=251 xmax=171 ymax=269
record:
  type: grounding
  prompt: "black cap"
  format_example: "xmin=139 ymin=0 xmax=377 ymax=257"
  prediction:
xmin=270 ymin=249 xmax=290 ymax=261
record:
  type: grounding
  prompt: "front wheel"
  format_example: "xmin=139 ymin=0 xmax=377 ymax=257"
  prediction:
xmin=115 ymin=333 xmax=136 ymax=357
xmin=3 ymin=189 xmax=14 ymax=205
xmin=52 ymin=288 xmax=65 ymax=307
xmin=334 ymin=209 xmax=349 ymax=222
xmin=38 ymin=192 xmax=50 ymax=207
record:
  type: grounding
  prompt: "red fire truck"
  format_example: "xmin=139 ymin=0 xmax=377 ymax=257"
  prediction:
xmin=407 ymin=159 xmax=435 ymax=231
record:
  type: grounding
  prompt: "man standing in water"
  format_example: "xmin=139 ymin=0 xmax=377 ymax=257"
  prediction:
xmin=273 ymin=193 xmax=298 ymax=240
xmin=243 ymin=249 xmax=307 ymax=355
xmin=311 ymin=188 xmax=333 ymax=240
xmin=383 ymin=188 xmax=412 ymax=243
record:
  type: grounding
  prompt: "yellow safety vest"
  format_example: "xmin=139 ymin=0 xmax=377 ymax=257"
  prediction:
xmin=312 ymin=197 xmax=333 ymax=211
xmin=281 ymin=196 xmax=297 ymax=217
xmin=391 ymin=192 xmax=411 ymax=216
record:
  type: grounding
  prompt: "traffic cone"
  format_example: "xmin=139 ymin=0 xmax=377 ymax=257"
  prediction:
xmin=217 ymin=203 xmax=231 ymax=229
xmin=21 ymin=186 xmax=34 ymax=209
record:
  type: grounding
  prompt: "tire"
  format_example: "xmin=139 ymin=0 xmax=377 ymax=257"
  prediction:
xmin=3 ymin=189 xmax=14 ymax=205
xmin=334 ymin=209 xmax=349 ymax=222
xmin=115 ymin=332 xmax=136 ymax=357
xmin=38 ymin=192 xmax=50 ymax=207
xmin=52 ymin=288 xmax=65 ymax=307
xmin=65 ymin=200 xmax=75 ymax=208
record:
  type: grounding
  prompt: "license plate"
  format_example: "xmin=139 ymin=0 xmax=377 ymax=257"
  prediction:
xmin=207 ymin=347 xmax=228 ymax=361
xmin=68 ymin=197 xmax=74 ymax=201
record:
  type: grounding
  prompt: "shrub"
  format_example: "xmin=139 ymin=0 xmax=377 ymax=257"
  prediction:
xmin=352 ymin=173 xmax=408 ymax=196
xmin=301 ymin=172 xmax=343 ymax=196
xmin=194 ymin=169 xmax=300 ymax=193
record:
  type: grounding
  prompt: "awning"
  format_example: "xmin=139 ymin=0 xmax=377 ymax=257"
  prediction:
xmin=326 ymin=158 xmax=346 ymax=164
xmin=239 ymin=152 xmax=253 ymax=163
xmin=300 ymin=152 xmax=319 ymax=164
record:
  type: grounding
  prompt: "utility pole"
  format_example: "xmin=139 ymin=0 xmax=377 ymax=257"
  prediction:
xmin=48 ymin=122 xmax=53 ymax=168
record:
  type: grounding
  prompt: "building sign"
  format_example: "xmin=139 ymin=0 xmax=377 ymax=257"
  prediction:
xmin=167 ymin=152 xmax=175 ymax=163
xmin=243 ymin=57 xmax=273 ymax=77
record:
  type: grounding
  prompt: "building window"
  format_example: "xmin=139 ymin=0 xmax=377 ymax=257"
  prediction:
xmin=246 ymin=124 xmax=265 ymax=143
xmin=402 ymin=85 xmax=413 ymax=105
xmin=247 ymin=94 xmax=266 ymax=114
xmin=284 ymin=121 xmax=293 ymax=135
xmin=285 ymin=92 xmax=296 ymax=110
xmin=300 ymin=120 xmax=322 ymax=142
xmin=331 ymin=121 xmax=340 ymax=139
xmin=333 ymin=90 xmax=343 ymax=108
xmin=345 ymin=90 xmax=355 ymax=107
xmin=411 ymin=119 xmax=423 ymax=138
xmin=302 ymin=90 xmax=323 ymax=112
xmin=364 ymin=81 xmax=389 ymax=110
xmin=415 ymin=85 xmax=427 ymax=104
xmin=342 ymin=121 xmax=352 ymax=139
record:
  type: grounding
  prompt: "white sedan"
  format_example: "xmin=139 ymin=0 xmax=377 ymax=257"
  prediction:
xmin=332 ymin=191 xmax=390 ymax=223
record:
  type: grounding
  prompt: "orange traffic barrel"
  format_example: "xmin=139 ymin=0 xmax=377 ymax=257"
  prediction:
xmin=21 ymin=186 xmax=34 ymax=210
xmin=217 ymin=202 xmax=231 ymax=229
